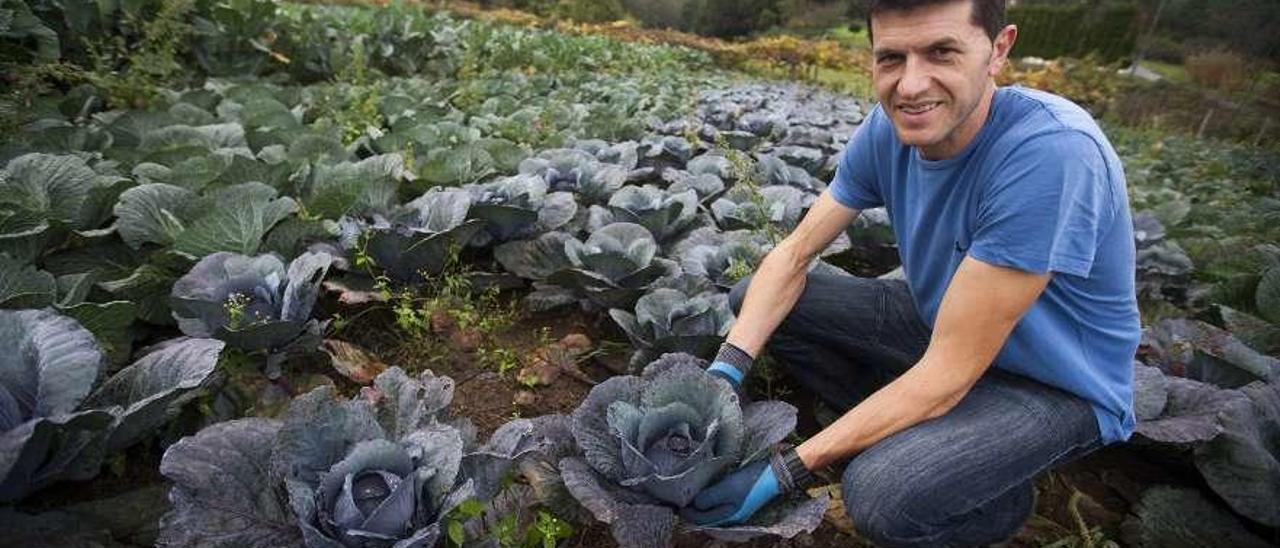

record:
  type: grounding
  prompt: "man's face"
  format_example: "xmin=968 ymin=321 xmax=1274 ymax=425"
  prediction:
xmin=870 ymin=1 xmax=1015 ymax=160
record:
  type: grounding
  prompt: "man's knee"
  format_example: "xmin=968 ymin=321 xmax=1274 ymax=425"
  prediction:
xmin=728 ymin=275 xmax=752 ymax=315
xmin=842 ymin=455 xmax=937 ymax=547
xmin=841 ymin=454 xmax=1033 ymax=548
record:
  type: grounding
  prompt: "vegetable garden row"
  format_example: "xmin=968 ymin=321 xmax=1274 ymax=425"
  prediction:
xmin=1 ymin=0 xmax=1277 ymax=546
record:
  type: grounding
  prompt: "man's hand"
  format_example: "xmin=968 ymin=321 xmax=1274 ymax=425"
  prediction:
xmin=681 ymin=459 xmax=780 ymax=526
xmin=682 ymin=446 xmax=813 ymax=526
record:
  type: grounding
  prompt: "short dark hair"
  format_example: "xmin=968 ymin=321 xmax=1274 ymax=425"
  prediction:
xmin=866 ymin=0 xmax=1006 ymax=43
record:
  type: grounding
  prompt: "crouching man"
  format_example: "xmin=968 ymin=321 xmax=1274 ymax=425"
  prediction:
xmin=681 ymin=0 xmax=1140 ymax=545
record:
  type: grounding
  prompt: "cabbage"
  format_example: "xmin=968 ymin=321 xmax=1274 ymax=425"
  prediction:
xmin=159 ymin=367 xmax=542 ymax=547
xmin=541 ymin=354 xmax=827 ymax=547
xmin=170 ymin=250 xmax=332 ymax=371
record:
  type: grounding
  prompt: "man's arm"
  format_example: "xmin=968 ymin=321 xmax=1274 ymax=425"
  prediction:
xmin=725 ymin=191 xmax=860 ymax=358
xmin=795 ymin=256 xmax=1051 ymax=470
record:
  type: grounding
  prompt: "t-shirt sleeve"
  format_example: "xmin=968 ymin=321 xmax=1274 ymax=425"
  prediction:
xmin=968 ymin=131 xmax=1116 ymax=277
xmin=828 ymin=105 xmax=885 ymax=210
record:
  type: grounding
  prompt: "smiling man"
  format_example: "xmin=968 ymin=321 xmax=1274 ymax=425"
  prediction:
xmin=681 ymin=0 xmax=1140 ymax=545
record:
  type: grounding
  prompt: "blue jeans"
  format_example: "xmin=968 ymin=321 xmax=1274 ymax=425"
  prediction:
xmin=730 ymin=274 xmax=1101 ymax=548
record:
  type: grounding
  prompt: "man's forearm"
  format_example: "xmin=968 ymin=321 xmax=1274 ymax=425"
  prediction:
xmin=724 ymin=242 xmax=812 ymax=358
xmin=793 ymin=257 xmax=1050 ymax=471
xmin=793 ymin=354 xmax=972 ymax=470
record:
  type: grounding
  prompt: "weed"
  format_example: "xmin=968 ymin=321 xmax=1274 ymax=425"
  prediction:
xmin=85 ymin=0 xmax=197 ymax=109
xmin=745 ymin=353 xmax=793 ymax=402
xmin=531 ymin=510 xmax=573 ymax=548
xmin=313 ymin=38 xmax=386 ymax=145
xmin=0 ymin=61 xmax=90 ymax=130
xmin=480 ymin=346 xmax=521 ymax=378
xmin=223 ymin=293 xmax=254 ymax=330
xmin=724 ymin=255 xmax=756 ymax=284
xmin=444 ymin=498 xmax=486 ymax=547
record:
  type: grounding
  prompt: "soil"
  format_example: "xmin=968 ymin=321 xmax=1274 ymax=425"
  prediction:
xmin=332 ymin=292 xmax=1180 ymax=548
xmin=12 ymin=284 xmax=1257 ymax=548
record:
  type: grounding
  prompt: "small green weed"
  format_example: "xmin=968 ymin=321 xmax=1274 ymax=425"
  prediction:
xmin=223 ymin=293 xmax=255 ymax=331
xmin=480 ymin=346 xmax=521 ymax=378
xmin=531 ymin=510 xmax=574 ymax=548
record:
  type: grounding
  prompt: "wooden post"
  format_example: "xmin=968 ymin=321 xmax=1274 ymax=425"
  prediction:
xmin=1197 ymin=108 xmax=1214 ymax=139
xmin=1131 ymin=0 xmax=1166 ymax=70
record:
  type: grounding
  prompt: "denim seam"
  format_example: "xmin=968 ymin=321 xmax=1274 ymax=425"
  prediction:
xmin=869 ymin=282 xmax=889 ymax=348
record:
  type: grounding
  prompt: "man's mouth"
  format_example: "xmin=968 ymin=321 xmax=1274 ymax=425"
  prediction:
xmin=898 ymin=101 xmax=942 ymax=115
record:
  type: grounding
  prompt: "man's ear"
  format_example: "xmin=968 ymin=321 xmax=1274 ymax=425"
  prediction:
xmin=988 ymin=24 xmax=1018 ymax=77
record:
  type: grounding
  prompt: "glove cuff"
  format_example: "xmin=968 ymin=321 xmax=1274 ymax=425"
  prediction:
xmin=710 ymin=342 xmax=755 ymax=382
xmin=769 ymin=445 xmax=816 ymax=493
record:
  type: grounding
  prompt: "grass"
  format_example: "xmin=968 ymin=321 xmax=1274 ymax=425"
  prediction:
xmin=821 ymin=24 xmax=869 ymax=48
xmin=1138 ymin=59 xmax=1190 ymax=84
xmin=741 ymin=58 xmax=875 ymax=99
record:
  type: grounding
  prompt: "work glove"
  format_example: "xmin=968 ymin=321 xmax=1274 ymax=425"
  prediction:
xmin=707 ymin=341 xmax=754 ymax=390
xmin=680 ymin=444 xmax=814 ymax=527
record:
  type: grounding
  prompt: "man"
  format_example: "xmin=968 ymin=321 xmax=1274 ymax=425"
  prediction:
xmin=680 ymin=0 xmax=1140 ymax=545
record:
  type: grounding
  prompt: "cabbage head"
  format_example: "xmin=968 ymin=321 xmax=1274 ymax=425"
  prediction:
xmin=710 ymin=185 xmax=812 ymax=232
xmin=463 ymin=174 xmax=576 ymax=246
xmin=159 ymin=366 xmax=543 ymax=547
xmin=609 ymin=285 xmax=733 ymax=370
xmin=518 ymin=149 xmax=627 ymax=204
xmin=499 ymin=223 xmax=678 ymax=311
xmin=605 ymin=185 xmax=701 ymax=244
xmin=555 ymin=354 xmax=827 ymax=547
xmin=170 ymin=250 xmax=331 ymax=370
xmin=337 ymin=188 xmax=484 ymax=283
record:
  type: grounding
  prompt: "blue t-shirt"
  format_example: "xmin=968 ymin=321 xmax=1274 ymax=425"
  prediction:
xmin=829 ymin=86 xmax=1140 ymax=444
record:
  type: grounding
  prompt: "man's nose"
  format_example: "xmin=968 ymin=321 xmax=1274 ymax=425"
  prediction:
xmin=897 ymin=56 xmax=932 ymax=100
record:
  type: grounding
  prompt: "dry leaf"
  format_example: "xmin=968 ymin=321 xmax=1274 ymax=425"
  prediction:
xmin=323 ymin=339 xmax=388 ymax=384
xmin=808 ymin=484 xmax=855 ymax=535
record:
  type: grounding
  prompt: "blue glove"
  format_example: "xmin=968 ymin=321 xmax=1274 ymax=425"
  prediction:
xmin=680 ymin=458 xmax=781 ymax=526
xmin=707 ymin=342 xmax=754 ymax=389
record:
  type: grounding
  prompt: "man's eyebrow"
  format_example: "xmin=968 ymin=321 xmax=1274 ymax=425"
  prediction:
xmin=928 ymin=37 xmax=963 ymax=50
xmin=873 ymin=37 xmax=964 ymax=57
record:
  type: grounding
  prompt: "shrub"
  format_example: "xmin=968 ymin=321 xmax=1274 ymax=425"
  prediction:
xmin=1137 ymin=34 xmax=1187 ymax=64
xmin=554 ymin=0 xmax=628 ymax=22
xmin=1185 ymin=50 xmax=1248 ymax=92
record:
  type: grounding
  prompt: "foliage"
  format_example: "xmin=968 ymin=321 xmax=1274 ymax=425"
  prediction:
xmin=501 ymin=0 xmax=628 ymax=23
xmin=1134 ymin=318 xmax=1280 ymax=527
xmin=465 ymin=174 xmax=577 ymax=246
xmin=3 ymin=0 xmax=1278 ymax=543
xmin=1121 ymin=486 xmax=1274 ymax=547
xmin=1007 ymin=2 xmax=1139 ymax=62
xmin=596 ymin=185 xmax=701 ymax=245
xmin=619 ymin=0 xmax=791 ymax=38
xmin=0 ymin=309 xmax=223 ymax=502
xmin=1149 ymin=0 xmax=1280 ymax=61
xmin=536 ymin=222 xmax=679 ymax=311
xmin=518 ymin=148 xmax=627 ymax=204
xmin=1114 ymin=126 xmax=1280 ymax=323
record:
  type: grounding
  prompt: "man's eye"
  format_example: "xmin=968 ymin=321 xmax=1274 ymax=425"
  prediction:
xmin=931 ymin=48 xmax=955 ymax=58
xmin=877 ymin=54 xmax=903 ymax=64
